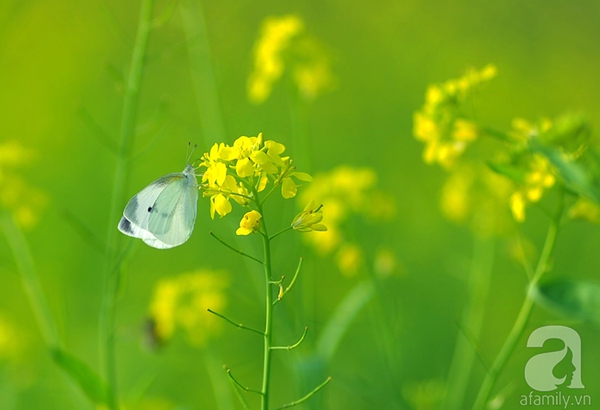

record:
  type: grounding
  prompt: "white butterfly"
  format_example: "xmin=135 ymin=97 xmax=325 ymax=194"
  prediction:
xmin=118 ymin=164 xmax=199 ymax=249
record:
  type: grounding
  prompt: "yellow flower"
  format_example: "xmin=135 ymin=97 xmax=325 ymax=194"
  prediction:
xmin=247 ymin=15 xmax=334 ymax=104
xmin=509 ymin=155 xmax=556 ymax=222
xmin=510 ymin=192 xmax=527 ymax=223
xmin=292 ymin=200 xmax=327 ymax=232
xmin=413 ymin=65 xmax=496 ymax=169
xmin=201 ymin=142 xmax=228 ymax=186
xmin=149 ymin=270 xmax=228 ymax=346
xmin=236 ymin=210 xmax=262 ymax=235
xmin=209 ymin=192 xmax=232 ymax=219
xmin=298 ymin=166 xmax=395 ymax=263
xmin=248 ymin=15 xmax=304 ymax=104
xmin=199 ymin=134 xmax=311 ymax=222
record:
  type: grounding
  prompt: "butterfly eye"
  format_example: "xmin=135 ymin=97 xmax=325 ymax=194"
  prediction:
xmin=147 ymin=206 xmax=153 ymax=212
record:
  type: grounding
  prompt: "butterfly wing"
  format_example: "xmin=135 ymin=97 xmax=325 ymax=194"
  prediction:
xmin=146 ymin=173 xmax=198 ymax=247
xmin=118 ymin=168 xmax=198 ymax=249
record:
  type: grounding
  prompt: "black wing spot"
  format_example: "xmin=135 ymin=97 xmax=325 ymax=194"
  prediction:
xmin=119 ymin=218 xmax=134 ymax=234
xmin=148 ymin=206 xmax=153 ymax=212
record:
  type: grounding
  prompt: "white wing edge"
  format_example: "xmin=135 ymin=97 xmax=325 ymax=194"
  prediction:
xmin=118 ymin=216 xmax=176 ymax=249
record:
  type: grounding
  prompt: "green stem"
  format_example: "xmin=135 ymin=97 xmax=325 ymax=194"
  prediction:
xmin=269 ymin=226 xmax=293 ymax=241
xmin=259 ymin=211 xmax=274 ymax=410
xmin=443 ymin=237 xmax=495 ymax=410
xmin=0 ymin=213 xmax=61 ymax=350
xmin=273 ymin=377 xmax=332 ymax=410
xmin=209 ymin=232 xmax=263 ymax=265
xmin=100 ymin=1 xmax=155 ymax=409
xmin=472 ymin=199 xmax=563 ymax=410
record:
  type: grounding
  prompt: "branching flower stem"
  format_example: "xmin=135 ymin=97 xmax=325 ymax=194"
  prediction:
xmin=472 ymin=194 xmax=564 ymax=410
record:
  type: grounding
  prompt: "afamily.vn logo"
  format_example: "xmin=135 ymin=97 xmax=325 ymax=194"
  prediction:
xmin=520 ymin=325 xmax=592 ymax=407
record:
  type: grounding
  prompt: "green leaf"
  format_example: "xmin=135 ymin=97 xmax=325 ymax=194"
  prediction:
xmin=531 ymin=277 xmax=600 ymax=324
xmin=486 ymin=161 xmax=525 ymax=184
xmin=51 ymin=348 xmax=110 ymax=405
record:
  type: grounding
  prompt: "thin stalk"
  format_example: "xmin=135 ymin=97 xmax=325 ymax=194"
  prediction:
xmin=472 ymin=199 xmax=563 ymax=410
xmin=443 ymin=237 xmax=495 ymax=410
xmin=100 ymin=1 xmax=155 ymax=409
xmin=259 ymin=209 xmax=274 ymax=410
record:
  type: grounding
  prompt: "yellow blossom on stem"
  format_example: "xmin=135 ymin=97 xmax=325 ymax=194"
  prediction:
xmin=200 ymin=134 xmax=312 ymax=220
xmin=413 ymin=64 xmax=497 ymax=169
xmin=509 ymin=155 xmax=556 ymax=222
xmin=236 ymin=210 xmax=262 ymax=236
xmin=292 ymin=200 xmax=327 ymax=232
xmin=248 ymin=15 xmax=304 ymax=104
xmin=247 ymin=14 xmax=335 ymax=104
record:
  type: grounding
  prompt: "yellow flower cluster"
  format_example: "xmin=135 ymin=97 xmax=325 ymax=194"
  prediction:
xmin=247 ymin=15 xmax=334 ymax=104
xmin=148 ymin=270 xmax=228 ymax=346
xmin=299 ymin=166 xmax=396 ymax=276
xmin=413 ymin=64 xmax=497 ymax=169
xmin=200 ymin=133 xmax=312 ymax=220
xmin=0 ymin=141 xmax=47 ymax=229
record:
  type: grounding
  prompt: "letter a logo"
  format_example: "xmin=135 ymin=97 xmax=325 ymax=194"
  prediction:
xmin=524 ymin=325 xmax=585 ymax=391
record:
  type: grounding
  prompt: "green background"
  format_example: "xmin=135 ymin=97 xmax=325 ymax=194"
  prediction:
xmin=1 ymin=0 xmax=600 ymax=409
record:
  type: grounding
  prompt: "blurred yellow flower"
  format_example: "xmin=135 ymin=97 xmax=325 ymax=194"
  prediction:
xmin=509 ymin=155 xmax=556 ymax=222
xmin=236 ymin=210 xmax=262 ymax=236
xmin=413 ymin=64 xmax=497 ymax=169
xmin=0 ymin=141 xmax=47 ymax=229
xmin=248 ymin=14 xmax=334 ymax=103
xmin=149 ymin=270 xmax=228 ymax=347
xmin=248 ymin=15 xmax=303 ymax=104
xmin=298 ymin=166 xmax=396 ymax=272
xmin=292 ymin=200 xmax=327 ymax=232
xmin=336 ymin=243 xmax=363 ymax=277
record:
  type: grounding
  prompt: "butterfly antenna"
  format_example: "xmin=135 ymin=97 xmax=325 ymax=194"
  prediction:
xmin=186 ymin=142 xmax=198 ymax=164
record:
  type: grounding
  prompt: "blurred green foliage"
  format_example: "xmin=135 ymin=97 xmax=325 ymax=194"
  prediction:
xmin=2 ymin=1 xmax=600 ymax=409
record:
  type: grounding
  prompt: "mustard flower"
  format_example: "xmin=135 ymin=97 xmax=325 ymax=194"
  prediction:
xmin=236 ymin=210 xmax=262 ymax=236
xmin=278 ymin=161 xmax=312 ymax=199
xmin=413 ymin=64 xmax=496 ymax=169
xmin=509 ymin=155 xmax=556 ymax=222
xmin=292 ymin=200 xmax=327 ymax=232
xmin=297 ymin=166 xmax=395 ymax=264
xmin=247 ymin=14 xmax=334 ymax=104
xmin=248 ymin=15 xmax=304 ymax=104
